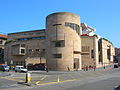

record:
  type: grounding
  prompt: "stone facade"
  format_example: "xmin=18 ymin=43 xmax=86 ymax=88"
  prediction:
xmin=0 ymin=34 xmax=7 ymax=64
xmin=5 ymin=30 xmax=46 ymax=68
xmin=81 ymin=35 xmax=99 ymax=68
xmin=4 ymin=12 xmax=115 ymax=71
xmin=46 ymin=12 xmax=81 ymax=71
xmin=81 ymin=35 xmax=115 ymax=69
xmin=99 ymin=38 xmax=115 ymax=66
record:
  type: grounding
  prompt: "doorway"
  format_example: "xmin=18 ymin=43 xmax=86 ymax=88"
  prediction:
xmin=74 ymin=58 xmax=79 ymax=70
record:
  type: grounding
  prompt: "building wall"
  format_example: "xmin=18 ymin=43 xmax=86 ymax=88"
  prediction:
xmin=100 ymin=39 xmax=115 ymax=66
xmin=8 ymin=30 xmax=45 ymax=41
xmin=4 ymin=12 xmax=115 ymax=71
xmin=46 ymin=12 xmax=82 ymax=71
xmin=0 ymin=35 xmax=7 ymax=64
xmin=81 ymin=36 xmax=115 ymax=68
xmin=4 ymin=34 xmax=46 ymax=67
xmin=81 ymin=35 xmax=99 ymax=68
xmin=115 ymin=48 xmax=120 ymax=56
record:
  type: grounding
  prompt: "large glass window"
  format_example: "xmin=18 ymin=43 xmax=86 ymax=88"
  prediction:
xmin=18 ymin=36 xmax=46 ymax=41
xmin=65 ymin=22 xmax=80 ymax=34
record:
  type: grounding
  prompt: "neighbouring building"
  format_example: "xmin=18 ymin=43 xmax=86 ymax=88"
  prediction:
xmin=0 ymin=34 xmax=7 ymax=64
xmin=98 ymin=38 xmax=115 ymax=66
xmin=114 ymin=48 xmax=120 ymax=63
xmin=115 ymin=48 xmax=120 ymax=56
xmin=4 ymin=12 xmax=115 ymax=71
xmin=81 ymin=23 xmax=115 ymax=69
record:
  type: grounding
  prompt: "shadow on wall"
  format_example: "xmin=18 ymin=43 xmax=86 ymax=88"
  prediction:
xmin=114 ymin=85 xmax=120 ymax=90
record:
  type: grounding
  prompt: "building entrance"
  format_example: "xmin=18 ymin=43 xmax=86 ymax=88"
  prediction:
xmin=74 ymin=58 xmax=79 ymax=70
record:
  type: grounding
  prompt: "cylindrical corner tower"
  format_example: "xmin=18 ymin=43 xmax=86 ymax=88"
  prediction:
xmin=46 ymin=12 xmax=82 ymax=71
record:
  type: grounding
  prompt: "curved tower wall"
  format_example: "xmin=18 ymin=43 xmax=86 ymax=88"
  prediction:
xmin=46 ymin=12 xmax=82 ymax=71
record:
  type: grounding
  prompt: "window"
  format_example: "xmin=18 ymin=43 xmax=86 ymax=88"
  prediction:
xmin=65 ymin=22 xmax=80 ymax=34
xmin=0 ymin=57 xmax=2 ymax=61
xmin=21 ymin=44 xmax=25 ymax=48
xmin=21 ymin=49 xmax=25 ymax=54
xmin=0 ymin=48 xmax=3 ymax=54
xmin=36 ymin=49 xmax=40 ymax=51
xmin=55 ymin=41 xmax=61 ymax=47
xmin=107 ymin=49 xmax=110 ymax=60
xmin=91 ymin=49 xmax=94 ymax=58
xmin=73 ymin=51 xmax=81 ymax=54
xmin=0 ymin=40 xmax=3 ymax=44
xmin=42 ymin=49 xmax=45 ymax=51
xmin=53 ymin=40 xmax=65 ymax=47
xmin=29 ymin=49 xmax=33 ymax=52
xmin=0 ymin=49 xmax=2 ymax=54
xmin=82 ymin=46 xmax=90 ymax=52
xmin=53 ymin=24 xmax=62 ymax=26
xmin=53 ymin=54 xmax=62 ymax=58
xmin=17 ymin=36 xmax=46 ymax=41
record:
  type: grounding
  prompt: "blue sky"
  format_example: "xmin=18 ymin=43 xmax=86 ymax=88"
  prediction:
xmin=0 ymin=0 xmax=120 ymax=47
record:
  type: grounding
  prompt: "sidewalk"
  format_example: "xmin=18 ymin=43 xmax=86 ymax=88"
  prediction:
xmin=28 ymin=65 xmax=114 ymax=74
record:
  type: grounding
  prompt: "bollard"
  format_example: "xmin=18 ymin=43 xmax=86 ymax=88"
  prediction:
xmin=26 ymin=72 xmax=31 ymax=84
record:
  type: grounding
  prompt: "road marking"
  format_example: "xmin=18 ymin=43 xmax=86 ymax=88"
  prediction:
xmin=36 ymin=81 xmax=57 ymax=85
xmin=36 ymin=81 xmax=41 ymax=85
xmin=40 ymin=75 xmax=47 ymax=80
xmin=57 ymin=75 xmax=60 ymax=82
xmin=36 ymin=75 xmax=47 ymax=85
xmin=13 ymin=77 xmax=24 ymax=79
xmin=60 ymin=79 xmax=76 ymax=82
xmin=1 ymin=77 xmax=24 ymax=82
xmin=36 ymin=79 xmax=77 ymax=85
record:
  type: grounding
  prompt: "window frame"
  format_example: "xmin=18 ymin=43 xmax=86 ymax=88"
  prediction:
xmin=53 ymin=54 xmax=62 ymax=58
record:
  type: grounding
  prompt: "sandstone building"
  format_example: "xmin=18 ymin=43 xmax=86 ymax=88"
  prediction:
xmin=81 ymin=35 xmax=115 ymax=69
xmin=81 ymin=23 xmax=115 ymax=69
xmin=0 ymin=34 xmax=7 ymax=64
xmin=4 ymin=12 xmax=115 ymax=71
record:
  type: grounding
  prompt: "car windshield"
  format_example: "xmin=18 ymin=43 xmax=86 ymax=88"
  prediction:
xmin=4 ymin=65 xmax=9 ymax=68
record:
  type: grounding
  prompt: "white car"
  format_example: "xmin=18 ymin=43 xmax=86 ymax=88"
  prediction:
xmin=15 ymin=66 xmax=27 ymax=72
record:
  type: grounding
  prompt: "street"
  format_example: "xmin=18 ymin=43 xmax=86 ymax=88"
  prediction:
xmin=0 ymin=66 xmax=120 ymax=90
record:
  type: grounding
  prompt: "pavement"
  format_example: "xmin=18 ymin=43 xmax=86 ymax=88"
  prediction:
xmin=0 ymin=65 xmax=118 ymax=90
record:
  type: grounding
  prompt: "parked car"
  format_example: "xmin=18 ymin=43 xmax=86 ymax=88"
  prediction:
xmin=114 ymin=63 xmax=119 ymax=68
xmin=0 ymin=64 xmax=9 ymax=72
xmin=15 ymin=66 xmax=27 ymax=73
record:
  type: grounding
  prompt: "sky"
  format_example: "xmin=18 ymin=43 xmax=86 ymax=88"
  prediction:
xmin=0 ymin=0 xmax=120 ymax=47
